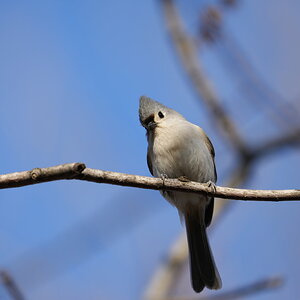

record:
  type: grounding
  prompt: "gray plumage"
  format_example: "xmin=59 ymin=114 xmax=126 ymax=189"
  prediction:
xmin=139 ymin=96 xmax=222 ymax=293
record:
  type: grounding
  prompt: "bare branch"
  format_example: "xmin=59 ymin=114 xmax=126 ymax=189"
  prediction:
xmin=1 ymin=163 xmax=300 ymax=201
xmin=0 ymin=162 xmax=85 ymax=189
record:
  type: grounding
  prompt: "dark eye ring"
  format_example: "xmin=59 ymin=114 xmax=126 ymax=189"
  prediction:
xmin=158 ymin=111 xmax=164 ymax=118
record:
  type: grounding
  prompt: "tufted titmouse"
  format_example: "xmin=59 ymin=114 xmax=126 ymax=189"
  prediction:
xmin=139 ymin=96 xmax=221 ymax=293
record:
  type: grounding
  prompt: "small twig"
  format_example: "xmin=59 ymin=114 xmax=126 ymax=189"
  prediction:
xmin=1 ymin=163 xmax=300 ymax=201
xmin=1 ymin=271 xmax=25 ymax=300
xmin=218 ymin=32 xmax=300 ymax=129
xmin=253 ymin=128 xmax=300 ymax=158
xmin=168 ymin=276 xmax=283 ymax=300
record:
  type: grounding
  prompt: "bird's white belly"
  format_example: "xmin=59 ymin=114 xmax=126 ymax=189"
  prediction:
xmin=151 ymin=126 xmax=214 ymax=183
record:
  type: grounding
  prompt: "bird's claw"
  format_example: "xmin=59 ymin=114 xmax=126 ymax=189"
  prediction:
xmin=206 ymin=180 xmax=217 ymax=195
xmin=160 ymin=173 xmax=168 ymax=186
xmin=160 ymin=173 xmax=168 ymax=180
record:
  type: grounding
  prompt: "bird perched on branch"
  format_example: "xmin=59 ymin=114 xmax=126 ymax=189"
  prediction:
xmin=139 ymin=96 xmax=221 ymax=293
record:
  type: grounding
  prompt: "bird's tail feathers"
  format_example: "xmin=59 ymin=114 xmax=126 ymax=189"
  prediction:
xmin=185 ymin=208 xmax=222 ymax=293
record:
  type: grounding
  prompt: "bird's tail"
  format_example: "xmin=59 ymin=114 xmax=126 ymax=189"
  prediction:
xmin=185 ymin=209 xmax=222 ymax=293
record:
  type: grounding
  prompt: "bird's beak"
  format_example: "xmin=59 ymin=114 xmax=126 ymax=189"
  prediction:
xmin=147 ymin=120 xmax=157 ymax=130
xmin=143 ymin=114 xmax=157 ymax=130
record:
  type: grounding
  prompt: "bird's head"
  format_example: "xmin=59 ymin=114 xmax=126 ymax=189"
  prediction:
xmin=139 ymin=96 xmax=184 ymax=131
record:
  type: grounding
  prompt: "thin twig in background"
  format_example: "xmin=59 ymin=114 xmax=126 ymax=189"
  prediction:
xmin=1 ymin=271 xmax=25 ymax=300
xmin=216 ymin=33 xmax=300 ymax=129
xmin=168 ymin=277 xmax=283 ymax=300
xmin=253 ymin=128 xmax=300 ymax=158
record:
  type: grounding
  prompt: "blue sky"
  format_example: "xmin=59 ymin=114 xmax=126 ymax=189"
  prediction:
xmin=0 ymin=1 xmax=300 ymax=299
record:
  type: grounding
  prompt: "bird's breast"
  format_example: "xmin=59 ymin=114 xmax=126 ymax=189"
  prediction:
xmin=149 ymin=123 xmax=215 ymax=183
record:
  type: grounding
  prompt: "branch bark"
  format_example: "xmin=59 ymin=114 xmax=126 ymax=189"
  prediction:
xmin=1 ymin=163 xmax=300 ymax=201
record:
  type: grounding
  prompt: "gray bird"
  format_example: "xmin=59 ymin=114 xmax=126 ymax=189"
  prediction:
xmin=139 ymin=96 xmax=221 ymax=293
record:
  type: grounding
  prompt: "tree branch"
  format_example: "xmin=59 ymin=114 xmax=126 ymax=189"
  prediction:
xmin=1 ymin=163 xmax=300 ymax=201
xmin=0 ymin=163 xmax=86 ymax=189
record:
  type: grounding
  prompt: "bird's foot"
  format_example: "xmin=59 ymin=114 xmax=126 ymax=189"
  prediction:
xmin=160 ymin=173 xmax=168 ymax=180
xmin=178 ymin=175 xmax=190 ymax=182
xmin=160 ymin=173 xmax=168 ymax=186
xmin=206 ymin=180 xmax=217 ymax=195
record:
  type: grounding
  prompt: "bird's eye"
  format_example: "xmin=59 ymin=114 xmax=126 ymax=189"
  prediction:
xmin=158 ymin=111 xmax=164 ymax=118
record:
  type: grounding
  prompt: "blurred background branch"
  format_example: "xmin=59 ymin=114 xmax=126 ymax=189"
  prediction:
xmin=169 ymin=276 xmax=283 ymax=300
xmin=1 ymin=271 xmax=25 ymax=300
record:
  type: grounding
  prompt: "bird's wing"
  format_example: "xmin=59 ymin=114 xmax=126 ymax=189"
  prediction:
xmin=147 ymin=151 xmax=154 ymax=176
xmin=199 ymin=129 xmax=217 ymax=182
xmin=194 ymin=126 xmax=218 ymax=227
